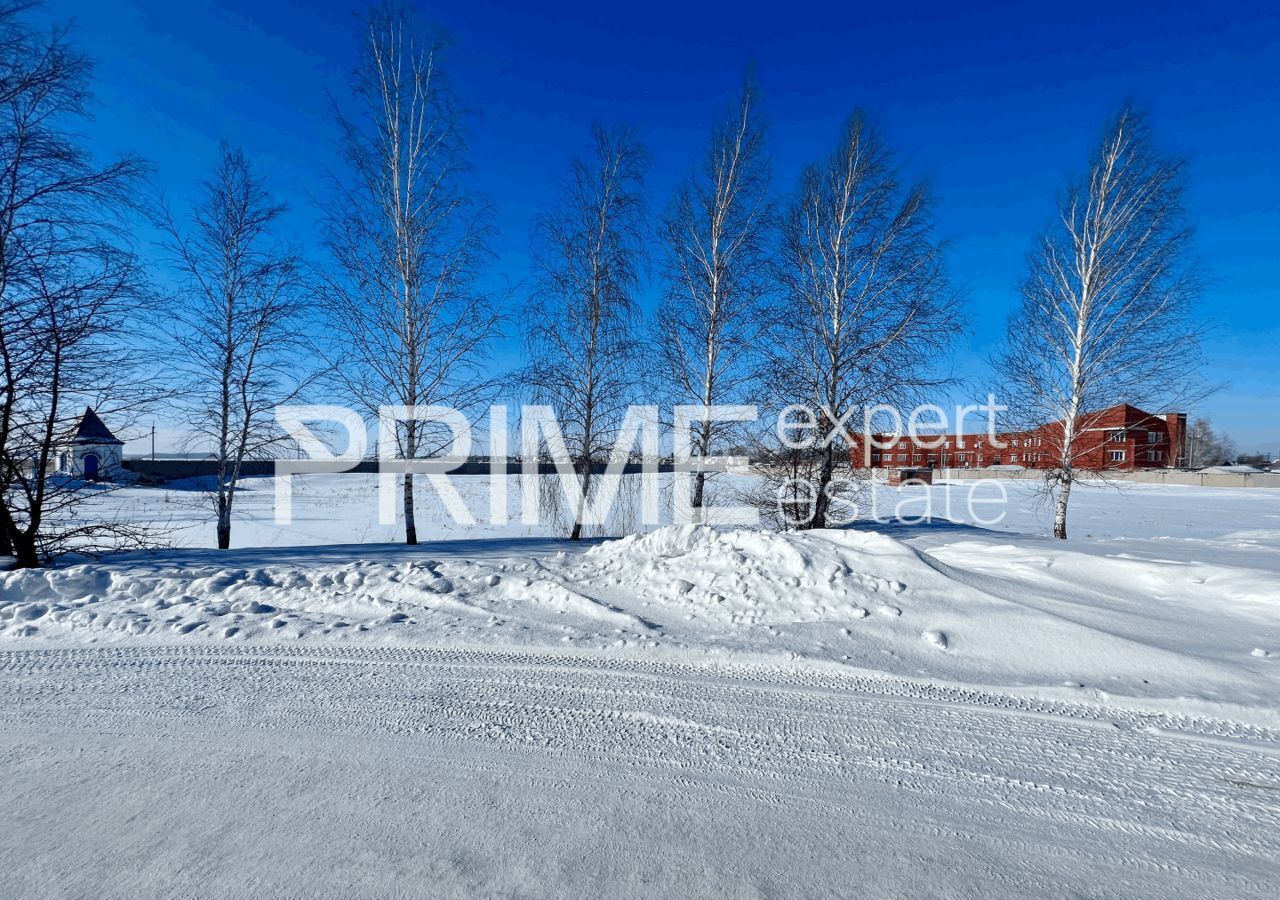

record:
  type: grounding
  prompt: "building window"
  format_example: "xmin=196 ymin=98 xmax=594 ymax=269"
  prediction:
xmin=897 ymin=453 xmax=906 ymax=462
xmin=1010 ymin=453 xmax=1018 ymax=462
xmin=1147 ymin=432 xmax=1161 ymax=443
xmin=1146 ymin=450 xmax=1160 ymax=462
xmin=1109 ymin=450 xmax=1125 ymax=462
xmin=1108 ymin=430 xmax=1126 ymax=443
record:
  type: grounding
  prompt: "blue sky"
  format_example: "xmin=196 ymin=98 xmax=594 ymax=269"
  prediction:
xmin=48 ymin=0 xmax=1280 ymax=454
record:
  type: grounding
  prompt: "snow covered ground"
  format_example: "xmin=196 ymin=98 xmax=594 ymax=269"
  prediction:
xmin=4 ymin=645 xmax=1278 ymax=898
xmin=1 ymin=474 xmax=1278 ymax=896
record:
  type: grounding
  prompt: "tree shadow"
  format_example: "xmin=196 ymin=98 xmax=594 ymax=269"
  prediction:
xmin=845 ymin=516 xmax=1032 ymax=541
xmin=71 ymin=535 xmax=609 ymax=570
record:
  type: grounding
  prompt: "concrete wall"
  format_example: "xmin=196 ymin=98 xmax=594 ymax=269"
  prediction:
xmin=932 ymin=468 xmax=1280 ymax=489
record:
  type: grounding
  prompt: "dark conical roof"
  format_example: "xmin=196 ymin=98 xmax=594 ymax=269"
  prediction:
xmin=71 ymin=407 xmax=123 ymax=444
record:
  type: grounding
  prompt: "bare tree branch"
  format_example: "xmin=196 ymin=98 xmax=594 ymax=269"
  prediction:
xmin=656 ymin=75 xmax=772 ymax=519
xmin=997 ymin=106 xmax=1205 ymax=539
xmin=157 ymin=143 xmax=314 ymax=550
xmin=753 ymin=111 xmax=960 ymax=529
xmin=0 ymin=2 xmax=158 ymax=567
xmin=315 ymin=1 xmax=501 ymax=545
xmin=521 ymin=123 xmax=649 ymax=540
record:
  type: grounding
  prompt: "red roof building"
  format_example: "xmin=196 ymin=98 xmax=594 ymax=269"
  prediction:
xmin=850 ymin=404 xmax=1186 ymax=471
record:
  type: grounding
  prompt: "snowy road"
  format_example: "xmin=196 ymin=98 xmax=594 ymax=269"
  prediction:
xmin=2 ymin=646 xmax=1278 ymax=898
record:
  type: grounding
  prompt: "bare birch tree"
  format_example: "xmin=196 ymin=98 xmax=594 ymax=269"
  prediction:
xmin=0 ymin=2 xmax=152 ymax=568
xmin=318 ymin=1 xmax=499 ymax=545
xmin=522 ymin=124 xmax=649 ymax=540
xmin=1185 ymin=417 xmax=1232 ymax=469
xmin=757 ymin=111 xmax=958 ymax=529
xmin=998 ymin=107 xmax=1202 ymax=539
xmin=159 ymin=144 xmax=309 ymax=550
xmin=656 ymin=76 xmax=771 ymax=519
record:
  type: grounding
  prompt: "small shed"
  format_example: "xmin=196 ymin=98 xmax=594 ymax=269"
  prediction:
xmin=887 ymin=467 xmax=933 ymax=487
xmin=57 ymin=407 xmax=124 ymax=480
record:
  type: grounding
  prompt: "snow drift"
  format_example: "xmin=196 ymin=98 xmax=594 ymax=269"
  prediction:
xmin=2 ymin=521 xmax=1275 ymax=713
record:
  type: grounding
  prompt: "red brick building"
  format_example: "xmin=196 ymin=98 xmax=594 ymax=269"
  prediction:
xmin=850 ymin=404 xmax=1187 ymax=471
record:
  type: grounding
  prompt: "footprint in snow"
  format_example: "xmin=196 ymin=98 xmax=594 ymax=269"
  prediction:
xmin=1252 ymin=648 xmax=1271 ymax=658
xmin=877 ymin=604 xmax=902 ymax=617
xmin=922 ymin=630 xmax=948 ymax=650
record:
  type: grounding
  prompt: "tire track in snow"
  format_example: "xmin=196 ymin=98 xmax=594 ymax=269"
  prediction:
xmin=1 ymin=645 xmax=1278 ymax=897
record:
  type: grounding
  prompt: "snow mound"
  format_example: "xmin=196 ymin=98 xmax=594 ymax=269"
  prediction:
xmin=572 ymin=524 xmax=1280 ymax=705
xmin=583 ymin=525 xmax=925 ymax=629
xmin=0 ymin=556 xmax=649 ymax=648
xmin=2 ymin=520 xmax=1277 ymax=708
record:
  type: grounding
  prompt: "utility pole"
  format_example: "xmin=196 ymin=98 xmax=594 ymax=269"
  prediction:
xmin=151 ymin=423 xmax=155 ymax=462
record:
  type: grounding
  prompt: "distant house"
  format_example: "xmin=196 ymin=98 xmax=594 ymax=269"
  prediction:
xmin=850 ymin=403 xmax=1188 ymax=471
xmin=57 ymin=407 xmax=124 ymax=480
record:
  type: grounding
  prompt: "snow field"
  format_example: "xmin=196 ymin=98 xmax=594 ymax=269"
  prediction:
xmin=3 ymin=488 xmax=1277 ymax=714
xmin=2 ymin=473 xmax=1278 ymax=896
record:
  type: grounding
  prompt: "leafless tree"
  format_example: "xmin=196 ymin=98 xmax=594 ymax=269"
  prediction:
xmin=1185 ymin=416 xmax=1232 ymax=468
xmin=158 ymin=144 xmax=310 ymax=550
xmin=317 ymin=1 xmax=499 ymax=545
xmin=656 ymin=76 xmax=771 ymax=519
xmin=998 ymin=107 xmax=1203 ymax=539
xmin=754 ymin=112 xmax=959 ymax=529
xmin=0 ymin=2 xmax=154 ymax=568
xmin=522 ymin=124 xmax=649 ymax=540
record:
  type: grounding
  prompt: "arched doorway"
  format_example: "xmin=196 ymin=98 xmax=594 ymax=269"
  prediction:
xmin=83 ymin=453 xmax=100 ymax=480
